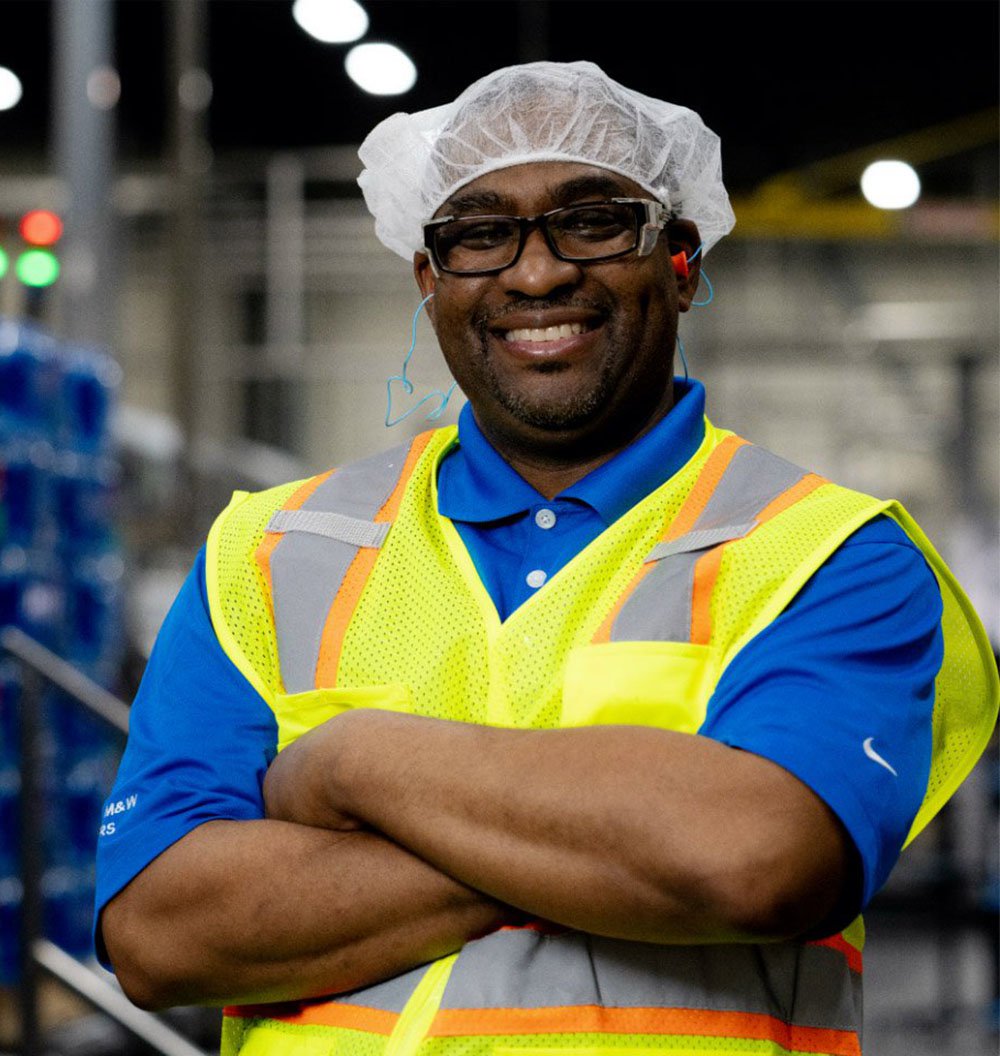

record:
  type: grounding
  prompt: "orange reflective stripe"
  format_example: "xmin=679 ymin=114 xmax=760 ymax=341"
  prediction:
xmin=314 ymin=431 xmax=436 ymax=688
xmin=497 ymin=919 xmax=570 ymax=936
xmin=592 ymin=435 xmax=748 ymax=644
xmin=225 ymin=1001 xmax=398 ymax=1034
xmin=591 ymin=560 xmax=652 ymax=644
xmin=756 ymin=473 xmax=827 ymax=523
xmin=690 ymin=543 xmax=726 ymax=645
xmin=429 ymin=1006 xmax=859 ymax=1055
xmin=254 ymin=471 xmax=334 ymax=598
xmin=808 ymin=934 xmax=863 ymax=974
xmin=688 ymin=472 xmax=828 ymax=646
xmin=663 ymin=434 xmax=748 ymax=543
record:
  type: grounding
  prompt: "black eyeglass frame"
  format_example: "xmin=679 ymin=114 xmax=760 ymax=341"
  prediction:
xmin=422 ymin=198 xmax=670 ymax=276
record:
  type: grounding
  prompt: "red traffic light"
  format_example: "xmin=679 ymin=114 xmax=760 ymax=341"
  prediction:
xmin=20 ymin=209 xmax=63 ymax=246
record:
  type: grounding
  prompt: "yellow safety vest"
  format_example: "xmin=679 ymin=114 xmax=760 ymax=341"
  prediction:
xmin=204 ymin=421 xmax=998 ymax=1056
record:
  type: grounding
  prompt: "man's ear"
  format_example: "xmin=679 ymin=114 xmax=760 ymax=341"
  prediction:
xmin=413 ymin=252 xmax=437 ymax=324
xmin=666 ymin=219 xmax=702 ymax=312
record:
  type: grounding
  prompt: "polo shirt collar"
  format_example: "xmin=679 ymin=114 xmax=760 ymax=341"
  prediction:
xmin=437 ymin=378 xmax=707 ymax=525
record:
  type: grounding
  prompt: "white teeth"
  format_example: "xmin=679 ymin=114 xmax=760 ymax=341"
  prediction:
xmin=504 ymin=322 xmax=585 ymax=343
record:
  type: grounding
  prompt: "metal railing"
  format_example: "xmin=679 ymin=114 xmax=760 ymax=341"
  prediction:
xmin=2 ymin=625 xmax=210 ymax=1056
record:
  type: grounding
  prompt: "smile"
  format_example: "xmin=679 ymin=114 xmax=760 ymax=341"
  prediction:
xmin=503 ymin=322 xmax=590 ymax=343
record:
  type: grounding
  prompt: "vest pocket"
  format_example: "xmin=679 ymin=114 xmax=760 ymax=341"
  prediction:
xmin=274 ymin=683 xmax=413 ymax=752
xmin=561 ymin=642 xmax=712 ymax=733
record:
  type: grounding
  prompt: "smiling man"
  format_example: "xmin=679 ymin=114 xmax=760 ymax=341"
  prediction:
xmin=96 ymin=62 xmax=997 ymax=1056
xmin=415 ymin=163 xmax=695 ymax=483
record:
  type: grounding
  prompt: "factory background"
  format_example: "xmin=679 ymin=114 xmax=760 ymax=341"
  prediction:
xmin=0 ymin=1 xmax=997 ymax=1054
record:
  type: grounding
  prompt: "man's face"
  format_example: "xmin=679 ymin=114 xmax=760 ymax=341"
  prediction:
xmin=414 ymin=161 xmax=700 ymax=462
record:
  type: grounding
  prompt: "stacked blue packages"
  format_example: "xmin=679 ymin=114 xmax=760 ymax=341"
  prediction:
xmin=0 ymin=317 xmax=125 ymax=976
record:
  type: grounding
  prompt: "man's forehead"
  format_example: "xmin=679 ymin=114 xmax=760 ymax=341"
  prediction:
xmin=437 ymin=163 xmax=650 ymax=218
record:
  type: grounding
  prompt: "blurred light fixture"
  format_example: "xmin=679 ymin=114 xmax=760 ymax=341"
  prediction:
xmin=178 ymin=68 xmax=213 ymax=111
xmin=0 ymin=247 xmax=8 ymax=280
xmin=86 ymin=66 xmax=121 ymax=110
xmin=860 ymin=160 xmax=921 ymax=210
xmin=20 ymin=209 xmax=64 ymax=247
xmin=16 ymin=249 xmax=60 ymax=288
xmin=0 ymin=66 xmax=23 ymax=111
xmin=345 ymin=42 xmax=416 ymax=95
xmin=293 ymin=0 xmax=368 ymax=43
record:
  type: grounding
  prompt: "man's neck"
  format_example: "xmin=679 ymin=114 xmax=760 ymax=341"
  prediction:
xmin=501 ymin=451 xmax=618 ymax=501
xmin=482 ymin=389 xmax=677 ymax=501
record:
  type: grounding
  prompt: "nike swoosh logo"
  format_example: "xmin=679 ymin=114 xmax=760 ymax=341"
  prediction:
xmin=863 ymin=737 xmax=898 ymax=777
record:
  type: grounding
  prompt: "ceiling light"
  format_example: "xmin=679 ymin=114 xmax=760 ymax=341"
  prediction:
xmin=345 ymin=43 xmax=416 ymax=96
xmin=86 ymin=66 xmax=121 ymax=110
xmin=293 ymin=0 xmax=368 ymax=43
xmin=860 ymin=160 xmax=921 ymax=210
xmin=0 ymin=67 xmax=23 ymax=112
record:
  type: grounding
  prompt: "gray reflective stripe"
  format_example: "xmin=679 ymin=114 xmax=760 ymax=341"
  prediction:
xmin=303 ymin=443 xmax=413 ymax=519
xmin=646 ymin=521 xmax=757 ymax=562
xmin=612 ymin=550 xmax=699 ymax=642
xmin=696 ymin=443 xmax=806 ymax=533
xmin=611 ymin=443 xmax=809 ymax=644
xmin=267 ymin=509 xmax=390 ymax=549
xmin=270 ymin=442 xmax=412 ymax=693
xmin=329 ymin=961 xmax=427 ymax=1013
xmin=440 ymin=929 xmax=860 ymax=1032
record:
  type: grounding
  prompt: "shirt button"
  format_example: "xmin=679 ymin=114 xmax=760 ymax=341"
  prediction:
xmin=534 ymin=508 xmax=557 ymax=530
xmin=525 ymin=569 xmax=547 ymax=589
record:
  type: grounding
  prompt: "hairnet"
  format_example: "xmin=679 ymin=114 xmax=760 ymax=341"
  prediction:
xmin=358 ymin=61 xmax=735 ymax=260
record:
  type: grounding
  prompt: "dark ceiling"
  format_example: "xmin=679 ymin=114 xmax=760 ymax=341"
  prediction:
xmin=1 ymin=0 xmax=998 ymax=192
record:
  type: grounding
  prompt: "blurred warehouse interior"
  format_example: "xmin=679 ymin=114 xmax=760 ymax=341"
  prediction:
xmin=0 ymin=1 xmax=997 ymax=1054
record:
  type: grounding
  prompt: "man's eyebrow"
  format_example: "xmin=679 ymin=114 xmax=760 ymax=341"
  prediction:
xmin=436 ymin=174 xmax=640 ymax=219
xmin=437 ymin=190 xmax=509 ymax=217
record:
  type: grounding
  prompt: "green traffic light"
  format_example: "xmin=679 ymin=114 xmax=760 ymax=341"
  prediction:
xmin=16 ymin=248 xmax=60 ymax=288
xmin=0 ymin=246 xmax=8 ymax=279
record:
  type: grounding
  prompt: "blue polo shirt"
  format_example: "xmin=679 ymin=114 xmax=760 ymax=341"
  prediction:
xmin=95 ymin=380 xmax=941 ymax=956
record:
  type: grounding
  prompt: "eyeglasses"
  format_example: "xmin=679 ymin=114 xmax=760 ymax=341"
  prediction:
xmin=423 ymin=198 xmax=668 ymax=276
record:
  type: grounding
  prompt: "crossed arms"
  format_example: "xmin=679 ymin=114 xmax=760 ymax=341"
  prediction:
xmin=101 ymin=709 xmax=856 ymax=1011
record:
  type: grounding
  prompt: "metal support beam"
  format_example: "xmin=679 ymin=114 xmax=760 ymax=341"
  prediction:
xmin=34 ymin=940 xmax=210 ymax=1056
xmin=265 ymin=154 xmax=306 ymax=372
xmin=16 ymin=658 xmax=42 ymax=1056
xmin=167 ymin=1 xmax=210 ymax=456
xmin=52 ymin=0 xmax=117 ymax=346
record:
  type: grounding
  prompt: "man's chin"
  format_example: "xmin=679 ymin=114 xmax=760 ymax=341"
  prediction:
xmin=493 ymin=388 xmax=608 ymax=434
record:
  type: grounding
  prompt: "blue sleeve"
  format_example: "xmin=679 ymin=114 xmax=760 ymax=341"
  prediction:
xmin=93 ymin=547 xmax=277 ymax=964
xmin=699 ymin=516 xmax=942 ymax=908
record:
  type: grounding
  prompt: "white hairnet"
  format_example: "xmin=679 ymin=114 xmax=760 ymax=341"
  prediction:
xmin=358 ymin=61 xmax=735 ymax=260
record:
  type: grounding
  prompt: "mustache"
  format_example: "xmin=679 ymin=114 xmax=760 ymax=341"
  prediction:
xmin=474 ymin=297 xmax=611 ymax=330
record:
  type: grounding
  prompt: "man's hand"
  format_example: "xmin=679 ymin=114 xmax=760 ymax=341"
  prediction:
xmin=272 ymin=708 xmax=859 ymax=945
xmin=263 ymin=718 xmax=364 ymax=831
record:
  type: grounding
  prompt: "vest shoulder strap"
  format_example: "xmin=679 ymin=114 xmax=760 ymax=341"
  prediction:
xmin=204 ymin=477 xmax=315 ymax=703
xmin=205 ymin=429 xmax=451 ymax=698
xmin=608 ymin=438 xmax=837 ymax=645
xmin=266 ymin=436 xmax=429 ymax=694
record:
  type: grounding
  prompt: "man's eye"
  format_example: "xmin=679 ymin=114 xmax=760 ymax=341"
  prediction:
xmin=557 ymin=208 xmax=630 ymax=239
xmin=450 ymin=220 xmax=516 ymax=249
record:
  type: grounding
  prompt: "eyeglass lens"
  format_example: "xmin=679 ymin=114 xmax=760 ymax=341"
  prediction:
xmin=433 ymin=202 xmax=640 ymax=273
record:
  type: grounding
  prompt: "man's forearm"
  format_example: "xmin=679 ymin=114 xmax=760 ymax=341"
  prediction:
xmin=266 ymin=710 xmax=856 ymax=944
xmin=101 ymin=817 xmax=509 ymax=1010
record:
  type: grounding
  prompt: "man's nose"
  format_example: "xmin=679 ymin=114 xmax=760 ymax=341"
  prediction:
xmin=499 ymin=228 xmax=582 ymax=296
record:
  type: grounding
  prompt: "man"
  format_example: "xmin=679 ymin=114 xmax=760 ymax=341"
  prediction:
xmin=97 ymin=62 xmax=997 ymax=1056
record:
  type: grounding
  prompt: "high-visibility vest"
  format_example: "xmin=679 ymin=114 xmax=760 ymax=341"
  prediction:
xmin=205 ymin=421 xmax=998 ymax=1056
